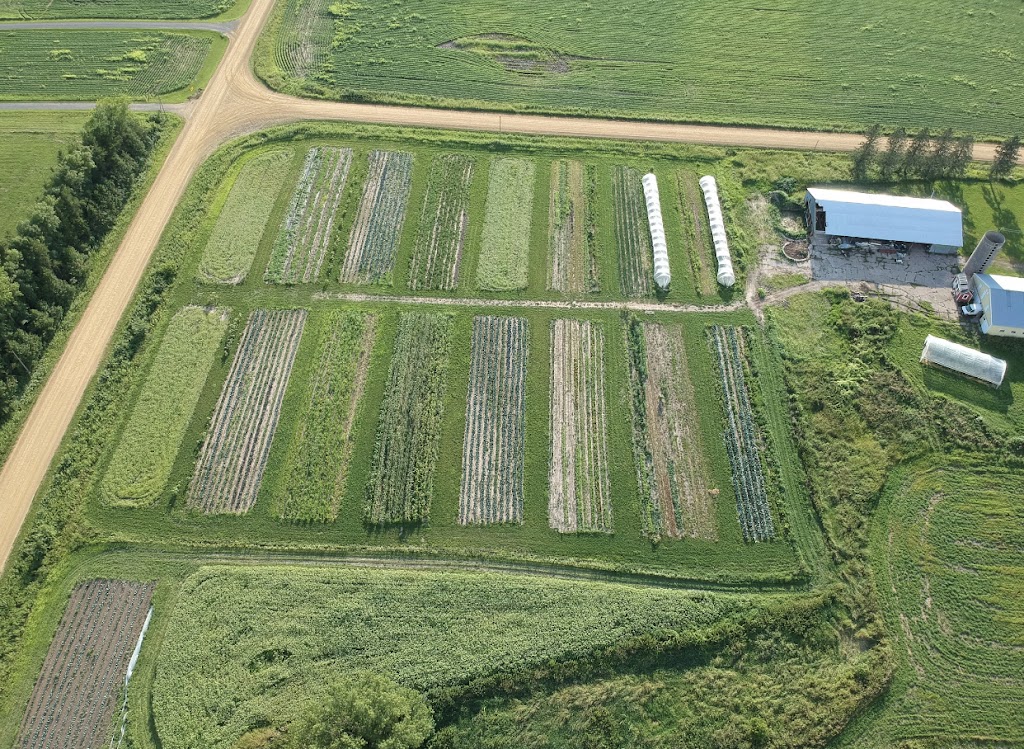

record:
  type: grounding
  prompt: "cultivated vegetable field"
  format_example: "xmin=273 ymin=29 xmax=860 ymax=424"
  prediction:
xmin=459 ymin=315 xmax=528 ymax=525
xmin=708 ymin=325 xmax=775 ymax=542
xmin=547 ymin=160 xmax=596 ymax=294
xmin=365 ymin=312 xmax=452 ymax=525
xmin=341 ymin=149 xmax=414 ymax=285
xmin=408 ymin=153 xmax=475 ymax=291
xmin=188 ymin=309 xmax=307 ymax=514
xmin=476 ymin=158 xmax=535 ymax=291
xmin=15 ymin=579 xmax=154 ymax=749
xmin=101 ymin=306 xmax=228 ymax=506
xmin=0 ymin=30 xmax=212 ymax=100
xmin=276 ymin=311 xmax=376 ymax=522
xmin=549 ymin=318 xmax=612 ymax=534
xmin=612 ymin=166 xmax=653 ymax=297
xmin=625 ymin=317 xmax=715 ymax=540
xmin=266 ymin=146 xmax=353 ymax=284
xmin=198 ymin=151 xmax=293 ymax=284
xmin=0 ymin=0 xmax=233 ymax=19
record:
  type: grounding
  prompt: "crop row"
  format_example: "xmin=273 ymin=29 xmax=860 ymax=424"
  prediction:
xmin=612 ymin=165 xmax=653 ymax=297
xmin=341 ymin=149 xmax=414 ymax=284
xmin=549 ymin=318 xmax=612 ymax=533
xmin=547 ymin=159 xmax=596 ymax=294
xmin=0 ymin=31 xmax=211 ymax=100
xmin=365 ymin=311 xmax=452 ymax=525
xmin=459 ymin=315 xmax=529 ymax=525
xmin=2 ymin=0 xmax=231 ymax=19
xmin=199 ymin=150 xmax=294 ymax=284
xmin=708 ymin=325 xmax=775 ymax=542
xmin=101 ymin=306 xmax=229 ymax=506
xmin=266 ymin=146 xmax=353 ymax=284
xmin=408 ymin=153 xmax=475 ymax=291
xmin=276 ymin=311 xmax=376 ymax=522
xmin=624 ymin=317 xmax=715 ymax=540
xmin=270 ymin=0 xmax=333 ymax=82
xmin=188 ymin=309 xmax=307 ymax=514
xmin=476 ymin=157 xmax=535 ymax=291
xmin=16 ymin=579 xmax=154 ymax=749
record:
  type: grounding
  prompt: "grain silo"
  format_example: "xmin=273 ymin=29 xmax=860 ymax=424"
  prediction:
xmin=698 ymin=176 xmax=735 ymax=287
xmin=642 ymin=173 xmax=671 ymax=290
xmin=963 ymin=231 xmax=1006 ymax=278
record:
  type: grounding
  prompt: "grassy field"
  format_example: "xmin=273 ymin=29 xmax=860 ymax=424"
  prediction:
xmin=0 ymin=30 xmax=223 ymax=101
xmin=0 ymin=0 xmax=238 ymax=20
xmin=0 ymin=111 xmax=88 ymax=238
xmin=256 ymin=0 xmax=1024 ymax=137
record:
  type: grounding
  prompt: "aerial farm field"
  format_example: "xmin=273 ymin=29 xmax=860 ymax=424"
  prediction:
xmin=2 ymin=114 xmax=1023 ymax=749
xmin=0 ymin=0 xmax=239 ymax=20
xmin=0 ymin=111 xmax=88 ymax=237
xmin=256 ymin=0 xmax=1024 ymax=136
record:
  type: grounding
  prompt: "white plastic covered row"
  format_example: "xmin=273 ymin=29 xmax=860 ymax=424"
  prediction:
xmin=642 ymin=173 xmax=671 ymax=289
xmin=920 ymin=334 xmax=1006 ymax=387
xmin=698 ymin=175 xmax=735 ymax=287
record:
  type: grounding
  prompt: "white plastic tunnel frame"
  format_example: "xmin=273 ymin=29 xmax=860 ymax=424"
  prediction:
xmin=920 ymin=334 xmax=1007 ymax=387
xmin=642 ymin=173 xmax=671 ymax=290
xmin=698 ymin=175 xmax=735 ymax=287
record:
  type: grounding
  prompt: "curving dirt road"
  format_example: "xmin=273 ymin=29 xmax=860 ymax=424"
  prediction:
xmin=0 ymin=0 xmax=1018 ymax=571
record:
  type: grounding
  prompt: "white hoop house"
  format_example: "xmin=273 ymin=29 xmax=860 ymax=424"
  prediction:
xmin=641 ymin=173 xmax=671 ymax=289
xmin=920 ymin=335 xmax=1007 ymax=387
xmin=698 ymin=175 xmax=735 ymax=287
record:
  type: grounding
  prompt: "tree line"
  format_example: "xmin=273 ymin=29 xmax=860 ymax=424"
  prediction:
xmin=0 ymin=99 xmax=163 ymax=424
xmin=852 ymin=125 xmax=1021 ymax=181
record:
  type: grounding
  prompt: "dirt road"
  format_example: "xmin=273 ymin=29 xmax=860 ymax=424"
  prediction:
xmin=0 ymin=0 xmax=1017 ymax=571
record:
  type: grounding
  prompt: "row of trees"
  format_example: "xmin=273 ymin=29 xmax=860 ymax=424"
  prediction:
xmin=0 ymin=99 xmax=162 ymax=423
xmin=852 ymin=125 xmax=1021 ymax=181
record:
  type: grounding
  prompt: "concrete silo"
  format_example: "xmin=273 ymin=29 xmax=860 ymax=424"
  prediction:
xmin=963 ymin=231 xmax=1006 ymax=278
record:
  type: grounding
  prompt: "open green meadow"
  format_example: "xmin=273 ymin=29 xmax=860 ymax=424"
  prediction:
xmin=0 ymin=0 xmax=237 ymax=20
xmin=256 ymin=0 xmax=1024 ymax=136
xmin=5 ymin=120 xmax=1024 ymax=748
xmin=0 ymin=111 xmax=88 ymax=237
xmin=0 ymin=30 xmax=223 ymax=101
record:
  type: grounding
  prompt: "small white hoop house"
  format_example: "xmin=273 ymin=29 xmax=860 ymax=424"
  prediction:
xmin=920 ymin=335 xmax=1007 ymax=387
xmin=641 ymin=173 xmax=671 ymax=289
xmin=698 ymin=175 xmax=735 ymax=287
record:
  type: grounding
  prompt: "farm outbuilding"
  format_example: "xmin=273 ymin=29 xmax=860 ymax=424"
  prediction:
xmin=805 ymin=188 xmax=963 ymax=253
xmin=971 ymin=273 xmax=1024 ymax=338
xmin=920 ymin=335 xmax=1006 ymax=387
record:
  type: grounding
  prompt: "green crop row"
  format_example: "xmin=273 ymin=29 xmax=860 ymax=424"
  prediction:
xmin=197 ymin=150 xmax=294 ymax=284
xmin=99 ymin=306 xmax=228 ymax=506
xmin=365 ymin=311 xmax=452 ymax=525
xmin=408 ymin=153 xmax=475 ymax=292
xmin=0 ymin=30 xmax=213 ymax=101
xmin=476 ymin=157 xmax=535 ymax=292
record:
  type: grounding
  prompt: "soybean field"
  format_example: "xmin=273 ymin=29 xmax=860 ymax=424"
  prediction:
xmin=0 ymin=0 xmax=234 ymax=19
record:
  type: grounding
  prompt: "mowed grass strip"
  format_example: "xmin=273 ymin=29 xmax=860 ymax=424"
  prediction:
xmin=549 ymin=318 xmax=612 ymax=534
xmin=365 ymin=311 xmax=451 ymax=525
xmin=459 ymin=315 xmax=528 ymax=525
xmin=408 ymin=152 xmax=474 ymax=291
xmin=15 ymin=580 xmax=154 ymax=749
xmin=341 ymin=149 xmax=414 ymax=285
xmin=612 ymin=165 xmax=653 ymax=297
xmin=476 ymin=157 xmax=535 ymax=291
xmin=100 ymin=306 xmax=228 ymax=506
xmin=188 ymin=309 xmax=307 ymax=514
xmin=709 ymin=325 xmax=775 ymax=542
xmin=0 ymin=0 xmax=233 ymax=19
xmin=676 ymin=171 xmax=716 ymax=298
xmin=275 ymin=310 xmax=376 ymax=523
xmin=0 ymin=31 xmax=211 ymax=101
xmin=198 ymin=150 xmax=293 ymax=284
xmin=266 ymin=146 xmax=353 ymax=284
xmin=152 ymin=564 xmax=746 ymax=749
xmin=624 ymin=317 xmax=715 ymax=540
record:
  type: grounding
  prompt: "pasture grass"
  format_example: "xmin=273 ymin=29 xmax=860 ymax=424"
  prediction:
xmin=0 ymin=30 xmax=221 ymax=101
xmin=476 ymin=157 xmax=535 ymax=291
xmin=0 ymin=111 xmax=88 ymax=238
xmin=256 ymin=0 xmax=1024 ymax=137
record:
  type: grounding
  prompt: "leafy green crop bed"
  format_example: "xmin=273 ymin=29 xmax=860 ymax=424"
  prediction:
xmin=0 ymin=30 xmax=215 ymax=100
xmin=256 ymin=0 xmax=1024 ymax=136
